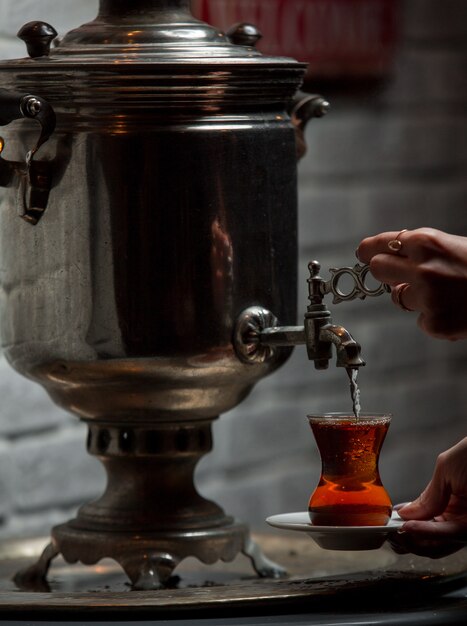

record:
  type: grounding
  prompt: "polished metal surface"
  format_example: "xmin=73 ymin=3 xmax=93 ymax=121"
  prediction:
xmin=15 ymin=525 xmax=286 ymax=591
xmin=0 ymin=0 xmax=318 ymax=589
xmin=2 ymin=118 xmax=298 ymax=419
xmin=0 ymin=0 xmax=307 ymax=420
xmin=2 ymin=535 xmax=467 ymax=612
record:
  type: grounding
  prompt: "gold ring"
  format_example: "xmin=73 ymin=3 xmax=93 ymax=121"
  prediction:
xmin=388 ymin=229 xmax=408 ymax=253
xmin=393 ymin=282 xmax=413 ymax=312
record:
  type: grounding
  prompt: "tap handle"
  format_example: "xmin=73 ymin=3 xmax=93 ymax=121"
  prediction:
xmin=308 ymin=261 xmax=390 ymax=306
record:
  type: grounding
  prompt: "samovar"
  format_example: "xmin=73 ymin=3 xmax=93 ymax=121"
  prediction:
xmin=0 ymin=0 xmax=336 ymax=589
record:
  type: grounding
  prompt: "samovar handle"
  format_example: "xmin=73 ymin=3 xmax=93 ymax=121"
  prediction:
xmin=289 ymin=91 xmax=330 ymax=161
xmin=225 ymin=24 xmax=329 ymax=162
xmin=0 ymin=89 xmax=56 ymax=224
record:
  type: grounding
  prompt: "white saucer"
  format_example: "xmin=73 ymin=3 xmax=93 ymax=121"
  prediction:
xmin=266 ymin=511 xmax=403 ymax=551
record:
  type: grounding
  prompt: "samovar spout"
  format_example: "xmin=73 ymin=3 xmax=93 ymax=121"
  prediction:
xmin=308 ymin=322 xmax=364 ymax=370
xmin=234 ymin=260 xmax=389 ymax=369
xmin=253 ymin=310 xmax=364 ymax=370
xmin=303 ymin=261 xmax=365 ymax=369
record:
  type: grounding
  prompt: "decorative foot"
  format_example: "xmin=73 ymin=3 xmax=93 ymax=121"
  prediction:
xmin=243 ymin=536 xmax=287 ymax=579
xmin=13 ymin=523 xmax=286 ymax=590
xmin=123 ymin=552 xmax=181 ymax=590
xmin=13 ymin=542 xmax=59 ymax=591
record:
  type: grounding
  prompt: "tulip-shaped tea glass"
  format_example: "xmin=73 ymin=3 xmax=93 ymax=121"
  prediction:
xmin=308 ymin=413 xmax=392 ymax=526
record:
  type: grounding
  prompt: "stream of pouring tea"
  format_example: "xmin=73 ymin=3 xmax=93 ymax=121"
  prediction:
xmin=347 ymin=368 xmax=361 ymax=418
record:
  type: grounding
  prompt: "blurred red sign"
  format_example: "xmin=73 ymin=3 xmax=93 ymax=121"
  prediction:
xmin=192 ymin=0 xmax=398 ymax=78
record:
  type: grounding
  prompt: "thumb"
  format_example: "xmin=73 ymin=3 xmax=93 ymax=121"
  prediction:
xmin=398 ymin=468 xmax=451 ymax=521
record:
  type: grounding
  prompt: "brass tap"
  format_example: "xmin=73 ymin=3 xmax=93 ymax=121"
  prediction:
xmin=234 ymin=260 xmax=389 ymax=369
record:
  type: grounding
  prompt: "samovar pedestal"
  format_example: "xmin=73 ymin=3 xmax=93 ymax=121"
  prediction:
xmin=14 ymin=420 xmax=285 ymax=590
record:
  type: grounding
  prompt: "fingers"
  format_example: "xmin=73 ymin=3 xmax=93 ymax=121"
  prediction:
xmin=389 ymin=519 xmax=467 ymax=559
xmin=357 ymin=228 xmax=467 ymax=337
xmin=390 ymin=498 xmax=467 ymax=559
xmin=391 ymin=282 xmax=417 ymax=312
xmin=393 ymin=502 xmax=412 ymax=511
xmin=398 ymin=468 xmax=451 ymax=521
xmin=388 ymin=531 xmax=463 ymax=559
xmin=357 ymin=230 xmax=410 ymax=264
xmin=401 ymin=519 xmax=467 ymax=542
xmin=368 ymin=254 xmax=414 ymax=285
xmin=357 ymin=228 xmax=445 ymax=264
xmin=398 ymin=492 xmax=449 ymax=521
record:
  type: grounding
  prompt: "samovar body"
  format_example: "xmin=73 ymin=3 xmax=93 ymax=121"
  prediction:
xmin=0 ymin=5 xmax=302 ymax=422
xmin=0 ymin=0 xmax=315 ymax=588
xmin=1 ymin=112 xmax=298 ymax=419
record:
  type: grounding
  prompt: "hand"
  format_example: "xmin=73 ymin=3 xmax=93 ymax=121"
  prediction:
xmin=389 ymin=438 xmax=467 ymax=558
xmin=357 ymin=228 xmax=467 ymax=340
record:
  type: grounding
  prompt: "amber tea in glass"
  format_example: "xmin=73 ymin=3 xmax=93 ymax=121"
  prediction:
xmin=308 ymin=413 xmax=392 ymax=526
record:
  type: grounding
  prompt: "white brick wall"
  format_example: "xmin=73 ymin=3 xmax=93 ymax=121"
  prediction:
xmin=0 ymin=0 xmax=466 ymax=538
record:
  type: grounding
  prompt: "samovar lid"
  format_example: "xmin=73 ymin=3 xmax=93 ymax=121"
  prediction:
xmin=0 ymin=1 xmax=306 ymax=130
xmin=1 ymin=0 xmax=305 ymax=68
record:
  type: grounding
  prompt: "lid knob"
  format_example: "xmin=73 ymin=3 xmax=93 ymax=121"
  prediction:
xmin=227 ymin=23 xmax=262 ymax=47
xmin=17 ymin=21 xmax=58 ymax=58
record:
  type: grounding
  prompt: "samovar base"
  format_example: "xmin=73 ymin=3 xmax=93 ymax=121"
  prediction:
xmin=13 ymin=419 xmax=286 ymax=590
xmin=14 ymin=519 xmax=285 ymax=591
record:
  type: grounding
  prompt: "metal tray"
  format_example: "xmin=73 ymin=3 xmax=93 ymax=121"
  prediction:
xmin=0 ymin=533 xmax=466 ymax=617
